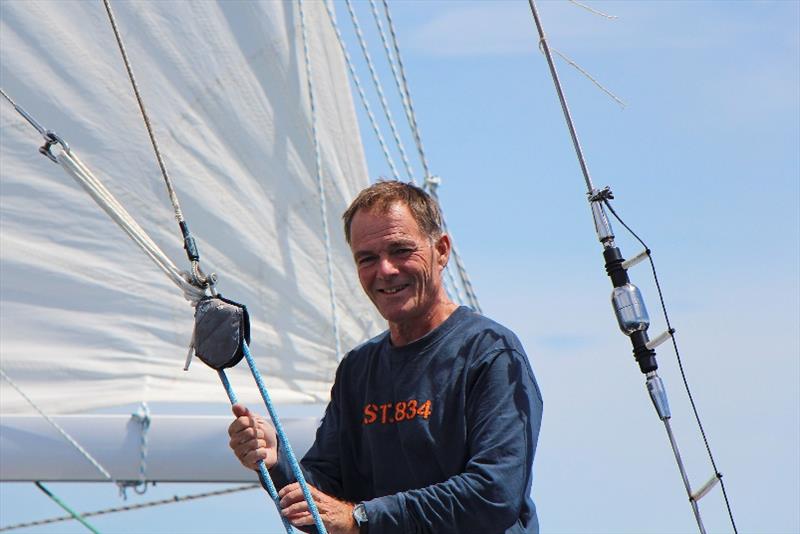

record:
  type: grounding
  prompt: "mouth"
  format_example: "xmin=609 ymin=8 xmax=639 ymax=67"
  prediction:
xmin=377 ymin=283 xmax=410 ymax=295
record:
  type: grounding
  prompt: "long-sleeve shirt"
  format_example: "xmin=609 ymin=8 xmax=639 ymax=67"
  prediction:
xmin=271 ymin=306 xmax=543 ymax=533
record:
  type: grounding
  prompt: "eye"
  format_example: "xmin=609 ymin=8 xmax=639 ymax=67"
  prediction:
xmin=392 ymin=247 xmax=414 ymax=257
xmin=357 ymin=255 xmax=377 ymax=266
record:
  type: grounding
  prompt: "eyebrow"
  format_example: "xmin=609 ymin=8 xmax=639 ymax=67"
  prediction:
xmin=352 ymin=238 xmax=418 ymax=259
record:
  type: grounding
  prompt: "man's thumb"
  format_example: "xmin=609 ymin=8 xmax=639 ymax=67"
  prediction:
xmin=232 ymin=403 xmax=250 ymax=417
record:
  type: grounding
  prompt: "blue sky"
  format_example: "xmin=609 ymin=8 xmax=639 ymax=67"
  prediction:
xmin=1 ymin=1 xmax=798 ymax=533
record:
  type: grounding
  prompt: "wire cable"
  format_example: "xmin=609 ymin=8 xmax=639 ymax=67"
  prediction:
xmin=345 ymin=0 xmax=415 ymax=183
xmin=603 ymin=200 xmax=739 ymax=533
xmin=0 ymin=484 xmax=260 ymax=532
xmin=321 ymin=1 xmax=401 ymax=180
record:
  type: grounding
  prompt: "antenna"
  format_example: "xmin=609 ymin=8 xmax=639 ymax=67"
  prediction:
xmin=525 ymin=1 xmax=737 ymax=532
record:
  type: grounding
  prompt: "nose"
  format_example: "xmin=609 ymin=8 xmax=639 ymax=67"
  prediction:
xmin=377 ymin=255 xmax=399 ymax=278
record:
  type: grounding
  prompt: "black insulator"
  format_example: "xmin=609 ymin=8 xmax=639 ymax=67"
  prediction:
xmin=603 ymin=246 xmax=630 ymax=288
xmin=630 ymin=330 xmax=658 ymax=373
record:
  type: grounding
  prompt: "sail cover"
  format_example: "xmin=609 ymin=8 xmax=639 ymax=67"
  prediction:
xmin=0 ymin=0 xmax=383 ymax=415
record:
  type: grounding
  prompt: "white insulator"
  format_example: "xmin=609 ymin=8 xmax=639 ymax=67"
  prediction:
xmin=622 ymin=248 xmax=649 ymax=270
xmin=691 ymin=473 xmax=721 ymax=502
xmin=646 ymin=329 xmax=675 ymax=350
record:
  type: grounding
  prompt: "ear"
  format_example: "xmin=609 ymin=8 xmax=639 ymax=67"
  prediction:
xmin=434 ymin=233 xmax=451 ymax=271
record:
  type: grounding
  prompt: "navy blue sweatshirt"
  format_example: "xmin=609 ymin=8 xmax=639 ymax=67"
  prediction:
xmin=271 ymin=306 xmax=543 ymax=533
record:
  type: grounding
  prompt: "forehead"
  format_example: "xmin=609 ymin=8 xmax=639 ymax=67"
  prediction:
xmin=349 ymin=202 xmax=425 ymax=248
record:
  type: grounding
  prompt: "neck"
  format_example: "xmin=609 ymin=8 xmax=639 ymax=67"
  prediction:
xmin=389 ymin=299 xmax=459 ymax=347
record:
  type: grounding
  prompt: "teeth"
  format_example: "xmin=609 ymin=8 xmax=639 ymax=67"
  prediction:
xmin=382 ymin=285 xmax=407 ymax=294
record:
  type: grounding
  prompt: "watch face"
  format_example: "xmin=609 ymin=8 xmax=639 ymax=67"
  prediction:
xmin=354 ymin=503 xmax=368 ymax=524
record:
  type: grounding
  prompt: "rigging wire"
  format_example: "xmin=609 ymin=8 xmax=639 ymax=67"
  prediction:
xmin=298 ymin=0 xmax=343 ymax=362
xmin=321 ymin=1 xmax=402 ymax=181
xmin=372 ymin=1 xmax=482 ymax=311
xmin=602 ymin=201 xmax=739 ymax=532
xmin=344 ymin=0 xmax=416 ymax=183
xmin=567 ymin=0 xmax=619 ymax=20
xmin=550 ymin=48 xmax=626 ymax=109
xmin=0 ymin=484 xmax=260 ymax=532
xmin=379 ymin=0 xmax=432 ymax=185
xmin=0 ymin=368 xmax=116 ymax=485
xmin=33 ymin=482 xmax=100 ymax=534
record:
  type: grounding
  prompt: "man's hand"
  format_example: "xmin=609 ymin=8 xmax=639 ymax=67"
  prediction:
xmin=228 ymin=404 xmax=277 ymax=470
xmin=279 ymin=482 xmax=358 ymax=534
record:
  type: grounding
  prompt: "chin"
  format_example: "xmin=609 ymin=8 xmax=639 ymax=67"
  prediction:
xmin=376 ymin=302 xmax=416 ymax=324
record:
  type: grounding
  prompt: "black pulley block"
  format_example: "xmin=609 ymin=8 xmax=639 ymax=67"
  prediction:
xmin=193 ymin=295 xmax=250 ymax=370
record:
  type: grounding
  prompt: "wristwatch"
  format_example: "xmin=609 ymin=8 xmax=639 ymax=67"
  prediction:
xmin=352 ymin=502 xmax=368 ymax=533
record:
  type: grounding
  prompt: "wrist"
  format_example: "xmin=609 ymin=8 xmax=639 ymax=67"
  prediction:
xmin=352 ymin=502 xmax=368 ymax=534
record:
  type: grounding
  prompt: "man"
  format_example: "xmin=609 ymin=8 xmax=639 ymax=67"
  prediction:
xmin=229 ymin=181 xmax=543 ymax=533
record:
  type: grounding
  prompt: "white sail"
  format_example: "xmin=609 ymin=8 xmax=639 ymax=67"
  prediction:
xmin=0 ymin=0 xmax=382 ymax=480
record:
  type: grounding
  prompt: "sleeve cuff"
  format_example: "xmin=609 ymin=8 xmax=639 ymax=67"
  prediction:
xmin=363 ymin=492 xmax=407 ymax=533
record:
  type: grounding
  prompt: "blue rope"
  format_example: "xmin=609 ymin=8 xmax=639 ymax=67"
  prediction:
xmin=218 ymin=342 xmax=329 ymax=534
xmin=217 ymin=370 xmax=294 ymax=534
xmin=241 ymin=342 xmax=328 ymax=534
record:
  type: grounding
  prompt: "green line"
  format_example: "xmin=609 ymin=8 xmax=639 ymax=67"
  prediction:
xmin=34 ymin=482 xmax=101 ymax=534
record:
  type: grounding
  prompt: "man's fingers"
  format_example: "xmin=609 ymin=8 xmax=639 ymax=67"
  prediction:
xmin=281 ymin=499 xmax=310 ymax=518
xmin=279 ymin=483 xmax=304 ymax=505
xmin=287 ymin=511 xmax=313 ymax=527
xmin=231 ymin=403 xmax=250 ymax=417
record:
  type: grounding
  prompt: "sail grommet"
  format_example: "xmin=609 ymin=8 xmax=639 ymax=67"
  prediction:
xmin=193 ymin=296 xmax=251 ymax=370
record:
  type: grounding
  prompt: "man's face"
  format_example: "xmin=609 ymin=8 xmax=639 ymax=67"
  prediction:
xmin=349 ymin=202 xmax=448 ymax=327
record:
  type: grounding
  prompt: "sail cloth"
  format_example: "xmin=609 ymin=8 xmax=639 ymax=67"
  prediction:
xmin=0 ymin=0 xmax=383 ymax=415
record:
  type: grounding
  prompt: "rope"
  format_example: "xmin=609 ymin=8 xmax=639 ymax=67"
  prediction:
xmin=567 ymin=0 xmax=619 ymax=20
xmin=602 ymin=200 xmax=739 ymax=533
xmin=0 ymin=368 xmax=115 ymax=484
xmin=0 ymin=484 xmax=260 ymax=532
xmin=217 ymin=370 xmax=295 ymax=534
xmin=551 ymin=48 xmax=625 ymax=109
xmin=379 ymin=0 xmax=432 ymax=185
xmin=57 ymin=150 xmax=206 ymax=303
xmin=33 ymin=482 xmax=100 ymax=534
xmin=102 ymin=0 xmax=211 ymax=289
xmin=298 ymin=0 xmax=343 ymax=363
xmin=448 ymin=237 xmax=482 ymax=312
xmin=320 ymin=1 xmax=401 ymax=181
xmin=218 ymin=341 xmax=328 ymax=533
xmin=130 ymin=402 xmax=151 ymax=495
xmin=101 ymin=0 xmax=184 ymax=225
xmin=371 ymin=3 xmax=481 ymax=310
xmin=241 ymin=342 xmax=327 ymax=534
xmin=344 ymin=0 xmax=415 ymax=183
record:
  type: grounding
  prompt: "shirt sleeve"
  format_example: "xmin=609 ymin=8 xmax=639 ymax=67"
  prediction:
xmin=363 ymin=348 xmax=543 ymax=533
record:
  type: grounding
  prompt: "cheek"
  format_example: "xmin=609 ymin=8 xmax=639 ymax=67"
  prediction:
xmin=357 ymin=268 xmax=372 ymax=291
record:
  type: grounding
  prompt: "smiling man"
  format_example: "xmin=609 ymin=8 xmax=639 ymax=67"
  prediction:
xmin=229 ymin=181 xmax=543 ymax=533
